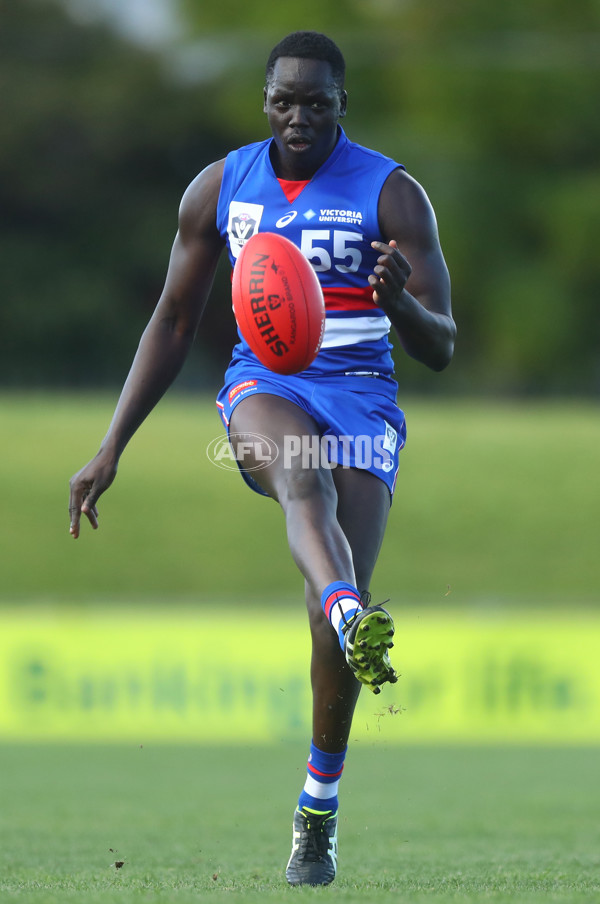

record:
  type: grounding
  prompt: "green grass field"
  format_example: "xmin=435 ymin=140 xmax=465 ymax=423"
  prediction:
xmin=1 ymin=744 xmax=598 ymax=902
xmin=1 ymin=392 xmax=599 ymax=607
xmin=1 ymin=394 xmax=599 ymax=900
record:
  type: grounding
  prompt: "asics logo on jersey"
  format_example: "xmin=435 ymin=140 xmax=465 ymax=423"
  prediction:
xmin=276 ymin=211 xmax=298 ymax=228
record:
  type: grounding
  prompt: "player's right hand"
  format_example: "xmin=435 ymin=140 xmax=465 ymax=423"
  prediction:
xmin=69 ymin=453 xmax=118 ymax=539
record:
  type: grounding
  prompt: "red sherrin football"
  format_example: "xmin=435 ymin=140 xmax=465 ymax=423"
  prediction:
xmin=232 ymin=232 xmax=325 ymax=375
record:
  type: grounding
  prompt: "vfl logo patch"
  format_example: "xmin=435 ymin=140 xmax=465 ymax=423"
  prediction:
xmin=232 ymin=213 xmax=256 ymax=240
xmin=228 ymin=201 xmax=264 ymax=258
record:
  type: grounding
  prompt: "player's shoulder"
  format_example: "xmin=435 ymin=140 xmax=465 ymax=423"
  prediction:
xmin=181 ymin=159 xmax=226 ymax=208
xmin=221 ymin=137 xmax=272 ymax=186
xmin=342 ymin=131 xmax=400 ymax=167
xmin=178 ymin=159 xmax=226 ymax=230
xmin=379 ymin=167 xmax=439 ymax=242
xmin=228 ymin=136 xmax=271 ymax=158
xmin=381 ymin=166 xmax=433 ymax=211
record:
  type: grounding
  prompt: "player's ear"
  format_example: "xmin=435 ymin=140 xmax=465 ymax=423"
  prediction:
xmin=263 ymin=85 xmax=268 ymax=113
xmin=339 ymin=90 xmax=347 ymax=119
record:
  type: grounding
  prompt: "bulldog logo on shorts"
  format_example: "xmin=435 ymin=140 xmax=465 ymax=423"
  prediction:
xmin=383 ymin=421 xmax=398 ymax=454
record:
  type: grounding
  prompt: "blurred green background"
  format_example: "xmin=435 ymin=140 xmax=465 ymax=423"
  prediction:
xmin=3 ymin=0 xmax=600 ymax=394
xmin=1 ymin=0 xmax=599 ymax=609
xmin=2 ymin=393 xmax=598 ymax=607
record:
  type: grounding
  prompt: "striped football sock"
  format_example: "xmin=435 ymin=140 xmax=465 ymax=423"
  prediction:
xmin=297 ymin=740 xmax=346 ymax=814
xmin=321 ymin=580 xmax=363 ymax=650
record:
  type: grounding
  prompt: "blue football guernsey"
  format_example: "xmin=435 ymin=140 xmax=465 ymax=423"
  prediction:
xmin=216 ymin=127 xmax=403 ymax=381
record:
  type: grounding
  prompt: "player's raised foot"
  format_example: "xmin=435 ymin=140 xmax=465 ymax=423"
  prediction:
xmin=285 ymin=807 xmax=338 ymax=886
xmin=343 ymin=602 xmax=398 ymax=694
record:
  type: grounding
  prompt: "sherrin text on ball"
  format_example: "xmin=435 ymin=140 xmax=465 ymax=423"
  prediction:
xmin=232 ymin=232 xmax=325 ymax=375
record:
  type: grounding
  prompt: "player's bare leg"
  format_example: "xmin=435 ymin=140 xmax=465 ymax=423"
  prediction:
xmin=229 ymin=394 xmax=395 ymax=885
xmin=229 ymin=393 xmax=395 ymax=738
xmin=229 ymin=394 xmax=357 ymax=593
xmin=287 ymin=468 xmax=393 ymax=885
xmin=308 ymin=466 xmax=391 ymax=750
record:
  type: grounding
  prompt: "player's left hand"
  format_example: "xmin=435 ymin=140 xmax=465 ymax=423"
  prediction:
xmin=369 ymin=239 xmax=412 ymax=308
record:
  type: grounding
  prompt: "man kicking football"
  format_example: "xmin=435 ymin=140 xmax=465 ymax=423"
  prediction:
xmin=69 ymin=31 xmax=455 ymax=885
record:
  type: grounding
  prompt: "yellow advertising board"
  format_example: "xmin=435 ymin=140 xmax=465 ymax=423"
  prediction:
xmin=0 ymin=607 xmax=598 ymax=743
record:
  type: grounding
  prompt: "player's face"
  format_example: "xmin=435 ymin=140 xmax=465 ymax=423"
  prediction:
xmin=264 ymin=57 xmax=347 ymax=180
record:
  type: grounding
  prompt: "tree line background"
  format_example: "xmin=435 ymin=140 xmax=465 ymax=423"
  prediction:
xmin=2 ymin=0 xmax=599 ymax=395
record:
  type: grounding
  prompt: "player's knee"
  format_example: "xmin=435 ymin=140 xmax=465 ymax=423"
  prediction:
xmin=281 ymin=464 xmax=337 ymax=509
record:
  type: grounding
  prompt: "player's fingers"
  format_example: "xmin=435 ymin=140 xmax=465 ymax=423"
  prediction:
xmin=371 ymin=239 xmax=411 ymax=272
xmin=68 ymin=478 xmax=86 ymax=538
xmin=69 ymin=496 xmax=99 ymax=537
xmin=385 ymin=239 xmax=411 ymax=273
xmin=371 ymin=238 xmax=402 ymax=261
xmin=371 ymin=259 xmax=402 ymax=293
xmin=371 ymin=238 xmax=399 ymax=251
xmin=372 ymin=251 xmax=401 ymax=278
xmin=368 ymin=273 xmax=383 ymax=304
xmin=69 ymin=504 xmax=81 ymax=538
xmin=81 ymin=499 xmax=99 ymax=530
xmin=371 ymin=239 xmax=393 ymax=254
xmin=69 ymin=475 xmax=98 ymax=536
xmin=80 ymin=478 xmax=103 ymax=522
xmin=69 ymin=455 xmax=116 ymax=537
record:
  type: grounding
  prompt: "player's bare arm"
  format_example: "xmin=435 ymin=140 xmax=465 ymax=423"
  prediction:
xmin=370 ymin=167 xmax=456 ymax=371
xmin=69 ymin=160 xmax=226 ymax=538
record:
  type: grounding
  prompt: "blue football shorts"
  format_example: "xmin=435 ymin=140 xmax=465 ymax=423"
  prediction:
xmin=215 ymin=366 xmax=406 ymax=499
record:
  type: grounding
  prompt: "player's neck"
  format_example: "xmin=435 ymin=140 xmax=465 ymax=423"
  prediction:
xmin=269 ymin=141 xmax=331 ymax=182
